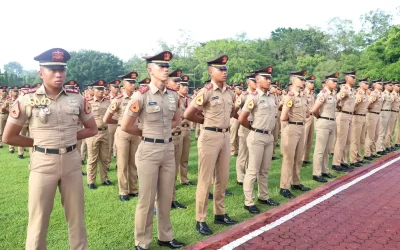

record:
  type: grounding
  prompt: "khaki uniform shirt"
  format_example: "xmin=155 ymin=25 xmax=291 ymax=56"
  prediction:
xmin=107 ymin=92 xmax=131 ymax=124
xmin=235 ymin=91 xmax=253 ymax=121
xmin=283 ymin=89 xmax=307 ymax=122
xmin=178 ymin=93 xmax=190 ymax=126
xmin=191 ymin=82 xmax=234 ymax=129
xmin=368 ymin=90 xmax=383 ymax=112
xmin=88 ymin=96 xmax=110 ymax=129
xmin=381 ymin=90 xmax=392 ymax=110
xmin=242 ymin=88 xmax=276 ymax=131
xmin=354 ymin=88 xmax=368 ymax=115
xmin=124 ymin=82 xmax=178 ymax=139
xmin=316 ymin=87 xmax=336 ymax=118
xmin=337 ymin=84 xmax=356 ymax=113
xmin=391 ymin=92 xmax=400 ymax=112
xmin=7 ymin=85 xmax=92 ymax=148
xmin=305 ymin=89 xmax=315 ymax=113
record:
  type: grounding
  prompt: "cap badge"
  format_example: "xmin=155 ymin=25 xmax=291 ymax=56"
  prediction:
xmin=52 ymin=50 xmax=64 ymax=61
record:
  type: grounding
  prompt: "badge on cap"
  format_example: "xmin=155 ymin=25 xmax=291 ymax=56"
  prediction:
xmin=195 ymin=94 xmax=204 ymax=106
xmin=130 ymin=100 xmax=139 ymax=113
xmin=221 ymin=56 xmax=228 ymax=64
xmin=52 ymin=49 xmax=64 ymax=61
xmin=164 ymin=52 xmax=171 ymax=61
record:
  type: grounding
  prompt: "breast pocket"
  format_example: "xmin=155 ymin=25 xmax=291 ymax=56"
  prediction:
xmin=65 ymin=106 xmax=79 ymax=125
xmin=210 ymin=99 xmax=223 ymax=113
xmin=145 ymin=105 xmax=161 ymax=121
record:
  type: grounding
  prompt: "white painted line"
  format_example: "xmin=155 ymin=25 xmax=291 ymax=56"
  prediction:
xmin=219 ymin=156 xmax=400 ymax=250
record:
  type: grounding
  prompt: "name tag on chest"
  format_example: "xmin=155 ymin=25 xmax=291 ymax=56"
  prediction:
xmin=211 ymin=96 xmax=219 ymax=100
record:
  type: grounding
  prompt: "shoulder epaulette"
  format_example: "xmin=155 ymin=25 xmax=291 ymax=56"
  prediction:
xmin=242 ymin=91 xmax=248 ymax=96
xmin=204 ymin=83 xmax=212 ymax=90
xmin=251 ymin=91 xmax=258 ymax=96
xmin=104 ymin=96 xmax=110 ymax=100
xmin=138 ymin=85 xmax=150 ymax=94
xmin=85 ymin=97 xmax=93 ymax=101
xmin=166 ymin=86 xmax=177 ymax=92
xmin=288 ymin=91 xmax=294 ymax=96
xmin=65 ymin=88 xmax=79 ymax=94
xmin=115 ymin=94 xmax=123 ymax=99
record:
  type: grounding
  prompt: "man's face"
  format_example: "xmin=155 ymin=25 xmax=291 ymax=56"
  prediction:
xmin=246 ymin=79 xmax=256 ymax=90
xmin=270 ymin=86 xmax=277 ymax=94
xmin=375 ymin=83 xmax=383 ymax=91
xmin=167 ymin=79 xmax=180 ymax=91
xmin=361 ymin=82 xmax=369 ymax=90
xmin=346 ymin=75 xmax=355 ymax=85
xmin=88 ymin=88 xmax=94 ymax=96
xmin=386 ymin=84 xmax=393 ymax=91
xmin=110 ymin=86 xmax=119 ymax=95
xmin=0 ymin=91 xmax=5 ymax=98
xmin=123 ymin=81 xmax=135 ymax=93
xmin=306 ymin=82 xmax=314 ymax=90
xmin=394 ymin=85 xmax=399 ymax=92
xmin=234 ymin=87 xmax=242 ymax=95
xmin=149 ymin=64 xmax=169 ymax=82
xmin=178 ymin=84 xmax=189 ymax=95
xmin=39 ymin=67 xmax=66 ymax=89
xmin=326 ymin=79 xmax=337 ymax=91
xmin=258 ymin=76 xmax=271 ymax=89
xmin=209 ymin=67 xmax=227 ymax=83
xmin=11 ymin=91 xmax=18 ymax=98
xmin=93 ymin=88 xmax=104 ymax=98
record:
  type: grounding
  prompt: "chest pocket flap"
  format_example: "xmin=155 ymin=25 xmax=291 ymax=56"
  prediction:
xmin=66 ymin=107 xmax=79 ymax=115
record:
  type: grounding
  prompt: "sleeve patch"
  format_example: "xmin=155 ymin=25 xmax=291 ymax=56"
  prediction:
xmin=247 ymin=99 xmax=254 ymax=109
xmin=110 ymin=102 xmax=117 ymax=111
xmin=129 ymin=100 xmax=139 ymax=113
xmin=286 ymin=99 xmax=293 ymax=107
xmin=195 ymin=94 xmax=204 ymax=106
xmin=10 ymin=100 xmax=20 ymax=119
xmin=138 ymin=85 xmax=150 ymax=94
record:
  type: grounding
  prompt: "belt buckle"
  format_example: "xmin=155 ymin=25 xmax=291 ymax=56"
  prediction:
xmin=59 ymin=148 xmax=67 ymax=154
xmin=222 ymin=128 xmax=227 ymax=133
xmin=164 ymin=139 xmax=169 ymax=143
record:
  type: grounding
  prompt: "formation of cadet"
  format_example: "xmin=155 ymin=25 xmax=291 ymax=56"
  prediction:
xmin=2 ymin=47 xmax=400 ymax=250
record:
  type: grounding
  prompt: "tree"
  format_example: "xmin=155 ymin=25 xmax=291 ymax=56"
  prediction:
xmin=4 ymin=61 xmax=23 ymax=75
xmin=360 ymin=9 xmax=393 ymax=45
xmin=326 ymin=17 xmax=363 ymax=56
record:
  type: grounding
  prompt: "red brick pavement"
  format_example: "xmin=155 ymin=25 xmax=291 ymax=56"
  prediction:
xmin=186 ymin=153 xmax=400 ymax=250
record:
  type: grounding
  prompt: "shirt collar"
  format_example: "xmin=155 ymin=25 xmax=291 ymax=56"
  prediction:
xmin=35 ymin=84 xmax=66 ymax=99
xmin=212 ymin=81 xmax=227 ymax=92
xmin=324 ymin=87 xmax=332 ymax=95
xmin=149 ymin=82 xmax=167 ymax=95
xmin=256 ymin=88 xmax=269 ymax=96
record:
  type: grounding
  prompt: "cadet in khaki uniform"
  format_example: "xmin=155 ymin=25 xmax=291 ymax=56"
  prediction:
xmin=364 ymin=80 xmax=384 ymax=160
xmin=349 ymin=77 xmax=370 ymax=167
xmin=311 ymin=73 xmax=338 ymax=182
xmin=332 ymin=71 xmax=357 ymax=172
xmin=229 ymin=84 xmax=242 ymax=156
xmin=104 ymin=72 xmax=140 ymax=202
xmin=235 ymin=74 xmax=256 ymax=184
xmin=17 ymin=84 xmax=32 ymax=159
xmin=3 ymin=86 xmax=20 ymax=153
xmin=166 ymin=68 xmax=187 ymax=209
xmin=107 ymin=79 xmax=122 ymax=162
xmin=0 ymin=86 xmax=9 ymax=148
xmin=2 ymin=48 xmax=97 ymax=250
xmin=280 ymin=70 xmax=311 ymax=199
xmin=377 ymin=81 xmax=393 ymax=154
xmin=184 ymin=55 xmax=238 ymax=236
xmin=302 ymin=75 xmax=315 ymax=164
xmin=121 ymin=51 xmax=185 ymax=250
xmin=86 ymin=80 xmax=113 ymax=189
xmin=385 ymin=81 xmax=399 ymax=151
xmin=391 ymin=82 xmax=400 ymax=148
xmin=80 ymin=87 xmax=93 ymax=164
xmin=272 ymin=81 xmax=282 ymax=160
xmin=238 ymin=66 xmax=280 ymax=214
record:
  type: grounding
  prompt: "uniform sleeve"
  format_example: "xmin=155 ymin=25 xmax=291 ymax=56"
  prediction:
xmin=242 ymin=95 xmax=256 ymax=113
xmin=124 ymin=91 xmax=144 ymax=118
xmin=190 ymin=88 xmax=209 ymax=109
xmin=283 ymin=95 xmax=294 ymax=108
xmin=338 ymin=87 xmax=349 ymax=100
xmin=6 ymin=96 xmax=27 ymax=126
xmin=316 ymin=93 xmax=327 ymax=104
xmin=79 ymin=96 xmax=93 ymax=122
xmin=107 ymin=98 xmax=120 ymax=114
xmin=235 ymin=94 xmax=247 ymax=108
xmin=368 ymin=93 xmax=377 ymax=104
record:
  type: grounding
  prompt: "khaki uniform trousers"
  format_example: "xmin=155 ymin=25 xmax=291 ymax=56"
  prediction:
xmin=385 ymin=111 xmax=398 ymax=148
xmin=273 ymin=115 xmax=281 ymax=156
xmin=179 ymin=127 xmax=191 ymax=184
xmin=195 ymin=123 xmax=202 ymax=139
xmin=349 ymin=115 xmax=367 ymax=163
xmin=229 ymin=118 xmax=239 ymax=155
xmin=0 ymin=114 xmax=7 ymax=146
xmin=279 ymin=121 xmax=288 ymax=156
xmin=108 ymin=124 xmax=118 ymax=158
xmin=134 ymin=141 xmax=175 ymax=249
xmin=80 ymin=139 xmax=87 ymax=162
xmin=395 ymin=113 xmax=400 ymax=144
xmin=280 ymin=124 xmax=304 ymax=189
xmin=302 ymin=115 xmax=314 ymax=162
xmin=196 ymin=130 xmax=230 ymax=222
xmin=86 ymin=130 xmax=110 ymax=184
xmin=244 ymin=131 xmax=274 ymax=206
xmin=365 ymin=113 xmax=380 ymax=157
xmin=332 ymin=113 xmax=352 ymax=166
xmin=312 ymin=119 xmax=335 ymax=176
xmin=236 ymin=125 xmax=250 ymax=183
xmin=172 ymin=132 xmax=183 ymax=201
xmin=377 ymin=111 xmax=391 ymax=151
xmin=331 ymin=111 xmax=339 ymax=154
xmin=26 ymin=149 xmax=87 ymax=250
xmin=115 ymin=127 xmax=140 ymax=195
xmin=18 ymin=124 xmax=29 ymax=155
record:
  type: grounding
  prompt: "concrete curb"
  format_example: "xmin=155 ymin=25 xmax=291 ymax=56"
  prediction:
xmin=185 ymin=151 xmax=400 ymax=250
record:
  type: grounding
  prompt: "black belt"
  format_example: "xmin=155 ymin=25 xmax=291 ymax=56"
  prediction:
xmin=182 ymin=124 xmax=190 ymax=128
xmin=354 ymin=113 xmax=366 ymax=116
xmin=251 ymin=128 xmax=271 ymax=134
xmin=391 ymin=110 xmax=399 ymax=113
xmin=369 ymin=111 xmax=380 ymax=115
xmin=204 ymin=127 xmax=229 ymax=133
xmin=34 ymin=144 xmax=77 ymax=155
xmin=341 ymin=111 xmax=353 ymax=115
xmin=98 ymin=127 xmax=108 ymax=131
xmin=142 ymin=137 xmax=172 ymax=144
xmin=381 ymin=109 xmax=391 ymax=111
xmin=320 ymin=116 xmax=335 ymax=121
xmin=172 ymin=131 xmax=182 ymax=136
xmin=288 ymin=122 xmax=304 ymax=125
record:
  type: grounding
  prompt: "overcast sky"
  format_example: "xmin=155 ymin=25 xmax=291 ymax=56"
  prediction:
xmin=0 ymin=0 xmax=399 ymax=71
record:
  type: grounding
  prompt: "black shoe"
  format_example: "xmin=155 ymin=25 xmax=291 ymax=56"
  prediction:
xmin=157 ymin=239 xmax=185 ymax=249
xmin=358 ymin=160 xmax=366 ymax=164
xmin=313 ymin=175 xmax=328 ymax=183
xmin=340 ymin=163 xmax=350 ymax=168
xmin=196 ymin=221 xmax=213 ymax=236
xmin=377 ymin=151 xmax=385 ymax=156
xmin=303 ymin=161 xmax=311 ymax=164
xmin=244 ymin=205 xmax=260 ymax=214
xmin=115 ymin=165 xmax=118 ymax=169
xmin=384 ymin=148 xmax=391 ymax=153
xmin=214 ymin=214 xmax=238 ymax=225
xmin=332 ymin=165 xmax=350 ymax=172
xmin=0 ymin=145 xmax=3 ymax=148
xmin=272 ymin=156 xmax=278 ymax=160
xmin=134 ymin=246 xmax=147 ymax=250
xmin=396 ymin=144 xmax=400 ymax=147
xmin=276 ymin=143 xmax=280 ymax=147
xmin=88 ymin=184 xmax=96 ymax=190
xmin=208 ymin=192 xmax=213 ymax=200
xmin=225 ymin=190 xmax=233 ymax=196
xmin=9 ymin=149 xmax=14 ymax=154
xmin=237 ymin=181 xmax=243 ymax=186
xmin=182 ymin=181 xmax=196 ymax=186
xmin=322 ymin=173 xmax=336 ymax=179
xmin=107 ymin=168 xmax=110 ymax=172
xmin=280 ymin=189 xmax=295 ymax=198
xmin=81 ymin=160 xmax=85 ymax=165
xmin=171 ymin=201 xmax=187 ymax=209
xmin=364 ymin=156 xmax=373 ymax=161
xmin=102 ymin=180 xmax=113 ymax=186
xmin=129 ymin=193 xmax=139 ymax=197
xmin=258 ymin=198 xmax=279 ymax=206
xmin=18 ymin=154 xmax=23 ymax=159
xmin=372 ymin=154 xmax=380 ymax=158
xmin=291 ymin=184 xmax=311 ymax=191
xmin=120 ymin=195 xmax=130 ymax=202
xmin=82 ymin=172 xmax=87 ymax=176
xmin=350 ymin=162 xmax=362 ymax=168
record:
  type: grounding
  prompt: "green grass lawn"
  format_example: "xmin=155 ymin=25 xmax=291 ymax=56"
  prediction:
xmin=0 ymin=132 xmax=353 ymax=250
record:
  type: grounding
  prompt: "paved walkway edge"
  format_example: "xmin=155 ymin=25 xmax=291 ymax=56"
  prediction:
xmin=185 ymin=152 xmax=400 ymax=250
